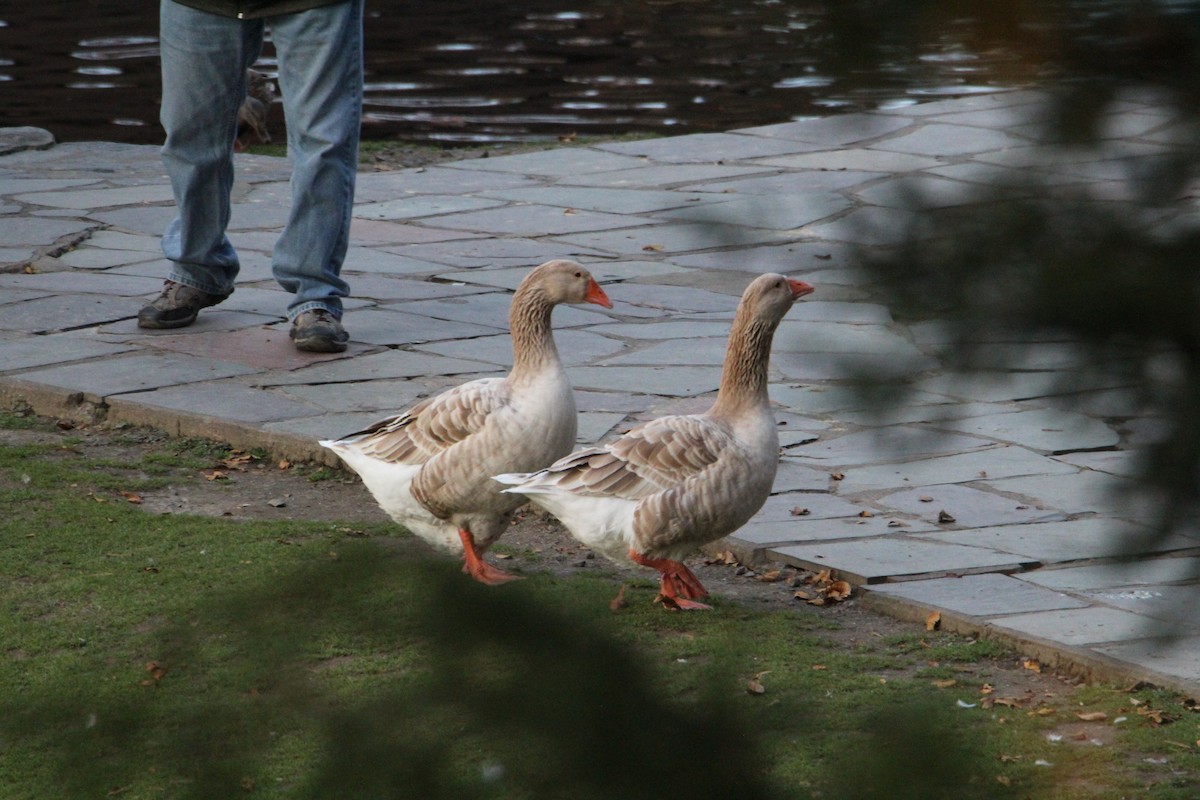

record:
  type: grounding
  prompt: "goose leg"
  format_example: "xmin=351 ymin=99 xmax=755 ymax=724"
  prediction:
xmin=629 ymin=549 xmax=712 ymax=610
xmin=459 ymin=528 xmax=522 ymax=585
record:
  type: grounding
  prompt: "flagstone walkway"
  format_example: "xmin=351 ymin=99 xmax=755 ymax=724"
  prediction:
xmin=2 ymin=89 xmax=1198 ymax=694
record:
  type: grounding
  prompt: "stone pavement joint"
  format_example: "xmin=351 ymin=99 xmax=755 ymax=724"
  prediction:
xmin=2 ymin=90 xmax=1197 ymax=695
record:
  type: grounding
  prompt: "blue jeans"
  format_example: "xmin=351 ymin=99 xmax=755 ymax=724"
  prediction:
xmin=158 ymin=0 xmax=362 ymax=321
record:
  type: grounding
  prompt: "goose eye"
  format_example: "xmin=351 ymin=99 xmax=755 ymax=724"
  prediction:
xmin=574 ymin=271 xmax=583 ymax=278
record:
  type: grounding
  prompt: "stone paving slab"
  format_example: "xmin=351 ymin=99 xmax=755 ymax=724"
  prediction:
xmin=16 ymin=352 xmax=261 ymax=399
xmin=988 ymin=606 xmax=1188 ymax=647
xmin=115 ymin=382 xmax=324 ymax=425
xmin=555 ymin=163 xmax=772 ymax=189
xmin=930 ymin=407 xmax=1120 ymax=453
xmin=788 ymin=425 xmax=994 ymax=467
xmin=1093 ymin=637 xmax=1200 ymax=686
xmin=772 ymin=538 xmax=1033 ymax=585
xmin=0 ymin=216 xmax=96 ymax=248
xmin=834 ymin=445 xmax=1077 ymax=494
xmin=2 ymin=98 xmax=1197 ymax=693
xmin=738 ymin=112 xmax=913 ymax=145
xmin=0 ymin=334 xmax=139 ymax=373
xmin=1078 ymin=583 xmax=1200 ymax=626
xmin=0 ymin=294 xmax=140 ymax=333
xmin=1015 ymin=556 xmax=1200 ymax=592
xmin=476 ymin=186 xmax=720 ymax=215
xmin=417 ymin=329 xmax=627 ymax=368
xmin=918 ymin=520 xmax=1200 ymax=566
xmin=981 ymin=471 xmax=1146 ymax=517
xmin=353 ymin=195 xmax=506 ymax=221
xmin=867 ymin=573 xmax=1090 ymax=617
xmin=877 ymin=484 xmax=1069 ymax=528
xmin=596 ymin=131 xmax=822 ymax=163
xmin=247 ymin=349 xmax=494 ymax=387
xmin=398 ymin=292 xmax=610 ymax=329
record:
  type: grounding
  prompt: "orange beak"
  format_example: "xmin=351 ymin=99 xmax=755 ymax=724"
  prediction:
xmin=585 ymin=278 xmax=613 ymax=308
xmin=788 ymin=279 xmax=814 ymax=300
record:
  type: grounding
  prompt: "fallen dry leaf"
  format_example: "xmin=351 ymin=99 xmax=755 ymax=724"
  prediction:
xmin=746 ymin=671 xmax=770 ymax=695
xmin=999 ymin=754 xmax=1021 ymax=763
xmin=857 ymin=510 xmax=873 ymax=518
xmin=277 ymin=459 xmax=291 ymax=470
xmin=1023 ymin=658 xmax=1042 ymax=673
xmin=203 ymin=469 xmax=229 ymax=481
xmin=757 ymin=569 xmax=783 ymax=583
xmin=996 ymin=775 xmax=1012 ymax=787
xmin=1135 ymin=706 xmax=1172 ymax=725
xmin=141 ymin=661 xmax=168 ymax=686
xmin=932 ymin=678 xmax=958 ymax=688
xmin=1076 ymin=711 xmax=1108 ymax=722
xmin=119 ymin=490 xmax=142 ymax=505
xmin=937 ymin=510 xmax=957 ymax=523
xmin=919 ymin=496 xmax=935 ymax=503
xmin=826 ymin=580 xmax=852 ymax=601
xmin=831 ymin=471 xmax=845 ymax=481
xmin=642 ymin=243 xmax=664 ymax=252
xmin=796 ymin=569 xmax=853 ymax=606
xmin=811 ymin=664 xmax=827 ymax=671
xmin=790 ymin=506 xmax=811 ymax=516
xmin=926 ymin=611 xmax=942 ymax=631
xmin=558 ymin=131 xmax=578 ymax=143
xmin=219 ymin=452 xmax=256 ymax=470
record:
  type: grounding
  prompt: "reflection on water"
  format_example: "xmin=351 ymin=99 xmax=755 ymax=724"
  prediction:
xmin=0 ymin=1 xmax=1043 ymax=146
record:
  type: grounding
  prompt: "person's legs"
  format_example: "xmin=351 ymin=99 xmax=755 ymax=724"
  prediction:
xmin=269 ymin=0 xmax=363 ymax=327
xmin=156 ymin=0 xmax=262 ymax=299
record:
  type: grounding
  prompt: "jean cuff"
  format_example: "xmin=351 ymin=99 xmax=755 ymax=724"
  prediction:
xmin=290 ymin=301 xmax=343 ymax=322
xmin=167 ymin=268 xmax=234 ymax=298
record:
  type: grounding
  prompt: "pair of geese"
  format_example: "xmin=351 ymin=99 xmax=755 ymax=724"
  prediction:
xmin=322 ymin=260 xmax=814 ymax=610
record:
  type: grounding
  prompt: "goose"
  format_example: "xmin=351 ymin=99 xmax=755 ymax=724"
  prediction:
xmin=495 ymin=273 xmax=813 ymax=609
xmin=321 ymin=260 xmax=612 ymax=584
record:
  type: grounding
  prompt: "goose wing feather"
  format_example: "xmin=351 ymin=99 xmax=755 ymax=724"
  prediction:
xmin=339 ymin=378 xmax=509 ymax=466
xmin=525 ymin=415 xmax=732 ymax=500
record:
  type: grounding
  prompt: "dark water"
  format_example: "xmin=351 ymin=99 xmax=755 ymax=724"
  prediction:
xmin=1 ymin=2 xmax=1044 ymax=147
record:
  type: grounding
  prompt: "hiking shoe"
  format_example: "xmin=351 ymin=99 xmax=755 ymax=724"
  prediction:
xmin=290 ymin=309 xmax=349 ymax=353
xmin=137 ymin=280 xmax=229 ymax=329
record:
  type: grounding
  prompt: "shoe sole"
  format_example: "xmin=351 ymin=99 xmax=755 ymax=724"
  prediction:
xmin=137 ymin=311 xmax=199 ymax=329
xmin=292 ymin=335 xmax=349 ymax=353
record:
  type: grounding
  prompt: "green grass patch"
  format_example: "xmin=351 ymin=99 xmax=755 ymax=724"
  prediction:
xmin=1 ymin=433 xmax=1197 ymax=799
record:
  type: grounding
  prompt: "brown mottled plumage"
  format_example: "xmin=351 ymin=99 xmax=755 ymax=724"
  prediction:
xmin=321 ymin=260 xmax=612 ymax=584
xmin=496 ymin=273 xmax=813 ymax=608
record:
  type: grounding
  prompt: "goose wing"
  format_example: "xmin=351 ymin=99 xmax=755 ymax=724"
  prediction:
xmin=520 ymin=414 xmax=732 ymax=499
xmin=337 ymin=378 xmax=508 ymax=466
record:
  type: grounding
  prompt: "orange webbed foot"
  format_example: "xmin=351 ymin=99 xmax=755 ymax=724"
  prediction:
xmin=630 ymin=548 xmax=712 ymax=611
xmin=459 ymin=529 xmax=523 ymax=585
xmin=656 ymin=593 xmax=713 ymax=611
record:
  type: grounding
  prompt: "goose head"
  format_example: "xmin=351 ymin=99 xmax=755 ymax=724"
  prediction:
xmin=742 ymin=272 xmax=814 ymax=321
xmin=520 ymin=259 xmax=613 ymax=309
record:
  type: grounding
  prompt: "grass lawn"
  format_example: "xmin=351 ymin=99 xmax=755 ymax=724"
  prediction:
xmin=1 ymin=412 xmax=1197 ymax=799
